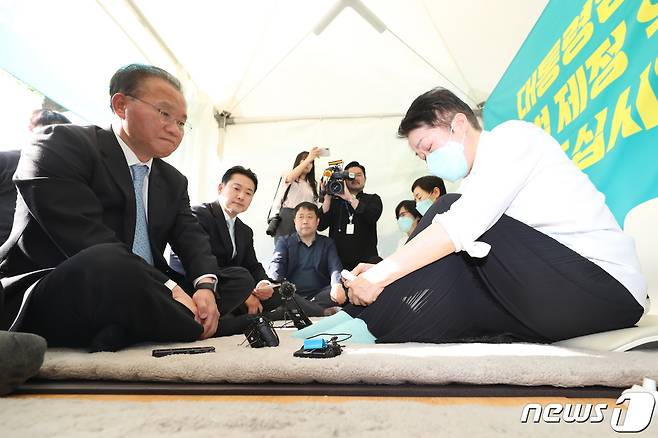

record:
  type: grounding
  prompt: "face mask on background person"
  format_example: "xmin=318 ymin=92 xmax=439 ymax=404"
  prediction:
xmin=397 ymin=216 xmax=414 ymax=234
xmin=415 ymin=198 xmax=433 ymax=216
xmin=426 ymin=123 xmax=468 ymax=182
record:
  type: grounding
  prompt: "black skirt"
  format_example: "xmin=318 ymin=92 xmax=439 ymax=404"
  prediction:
xmin=345 ymin=194 xmax=643 ymax=344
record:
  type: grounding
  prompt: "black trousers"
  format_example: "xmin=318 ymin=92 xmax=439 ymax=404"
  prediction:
xmin=20 ymin=243 xmax=251 ymax=349
xmin=345 ymin=194 xmax=643 ymax=344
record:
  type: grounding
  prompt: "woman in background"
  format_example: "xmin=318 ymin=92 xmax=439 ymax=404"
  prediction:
xmin=395 ymin=200 xmax=422 ymax=247
xmin=412 ymin=175 xmax=446 ymax=215
xmin=271 ymin=147 xmax=320 ymax=240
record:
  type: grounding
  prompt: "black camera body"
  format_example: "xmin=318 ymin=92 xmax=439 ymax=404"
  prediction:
xmin=321 ymin=162 xmax=354 ymax=196
xmin=244 ymin=316 xmax=279 ymax=348
xmin=266 ymin=214 xmax=281 ymax=236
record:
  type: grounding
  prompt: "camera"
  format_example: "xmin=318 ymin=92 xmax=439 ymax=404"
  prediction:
xmin=321 ymin=160 xmax=354 ymax=196
xmin=244 ymin=315 xmax=279 ymax=348
xmin=266 ymin=214 xmax=281 ymax=236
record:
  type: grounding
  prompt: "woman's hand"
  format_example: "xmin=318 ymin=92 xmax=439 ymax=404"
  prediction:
xmin=308 ymin=146 xmax=322 ymax=160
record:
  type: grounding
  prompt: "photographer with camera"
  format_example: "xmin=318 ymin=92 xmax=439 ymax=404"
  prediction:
xmin=267 ymin=148 xmax=321 ymax=242
xmin=269 ymin=202 xmax=346 ymax=310
xmin=319 ymin=161 xmax=383 ymax=271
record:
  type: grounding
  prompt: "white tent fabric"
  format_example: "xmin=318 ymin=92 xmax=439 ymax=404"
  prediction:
xmin=0 ymin=0 xmax=548 ymax=262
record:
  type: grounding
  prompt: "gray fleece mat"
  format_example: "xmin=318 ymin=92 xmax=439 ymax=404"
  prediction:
xmin=38 ymin=329 xmax=658 ymax=388
xmin=2 ymin=398 xmax=657 ymax=438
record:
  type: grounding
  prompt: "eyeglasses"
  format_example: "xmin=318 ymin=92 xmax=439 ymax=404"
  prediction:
xmin=125 ymin=94 xmax=191 ymax=133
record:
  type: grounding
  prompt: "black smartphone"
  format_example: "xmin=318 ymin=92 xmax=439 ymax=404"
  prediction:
xmin=152 ymin=346 xmax=215 ymax=357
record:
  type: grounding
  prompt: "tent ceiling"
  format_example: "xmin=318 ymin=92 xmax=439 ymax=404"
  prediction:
xmin=132 ymin=0 xmax=548 ymax=121
xmin=1 ymin=0 xmax=547 ymax=124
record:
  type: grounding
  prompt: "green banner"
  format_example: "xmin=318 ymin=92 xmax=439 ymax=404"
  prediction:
xmin=484 ymin=0 xmax=658 ymax=226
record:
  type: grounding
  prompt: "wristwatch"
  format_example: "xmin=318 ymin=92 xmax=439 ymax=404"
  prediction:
xmin=196 ymin=281 xmax=219 ymax=301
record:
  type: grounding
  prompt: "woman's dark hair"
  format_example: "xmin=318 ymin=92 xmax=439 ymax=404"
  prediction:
xmin=109 ymin=64 xmax=182 ymax=111
xmin=294 ymin=201 xmax=320 ymax=218
xmin=222 ymin=165 xmax=258 ymax=192
xmin=395 ymin=200 xmax=422 ymax=220
xmin=292 ymin=151 xmax=318 ymax=201
xmin=411 ymin=175 xmax=446 ymax=197
xmin=398 ymin=87 xmax=481 ymax=137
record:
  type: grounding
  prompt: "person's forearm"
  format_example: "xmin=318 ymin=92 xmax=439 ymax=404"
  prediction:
xmin=362 ymin=222 xmax=455 ymax=287
xmin=285 ymin=157 xmax=313 ymax=183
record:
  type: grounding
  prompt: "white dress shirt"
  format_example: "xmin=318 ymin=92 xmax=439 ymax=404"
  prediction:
xmin=112 ymin=124 xmax=152 ymax=212
xmin=222 ymin=208 xmax=238 ymax=259
xmin=433 ymin=120 xmax=647 ymax=307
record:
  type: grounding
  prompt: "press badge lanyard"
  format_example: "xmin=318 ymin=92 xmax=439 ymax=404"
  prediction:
xmin=343 ymin=200 xmax=354 ymax=235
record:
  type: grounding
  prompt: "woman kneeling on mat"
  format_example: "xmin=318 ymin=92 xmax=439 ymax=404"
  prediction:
xmin=296 ymin=87 xmax=646 ymax=345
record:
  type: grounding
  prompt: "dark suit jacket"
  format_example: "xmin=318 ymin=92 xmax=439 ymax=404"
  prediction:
xmin=0 ymin=124 xmax=217 ymax=330
xmin=170 ymin=201 xmax=268 ymax=285
xmin=0 ymin=150 xmax=20 ymax=245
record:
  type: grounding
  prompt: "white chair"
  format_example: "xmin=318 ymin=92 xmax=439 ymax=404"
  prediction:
xmin=554 ymin=198 xmax=658 ymax=351
xmin=624 ymin=197 xmax=658 ymax=315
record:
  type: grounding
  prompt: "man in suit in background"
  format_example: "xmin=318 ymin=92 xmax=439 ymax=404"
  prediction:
xmin=0 ymin=64 xmax=249 ymax=351
xmin=0 ymin=110 xmax=71 ymax=245
xmin=171 ymin=166 xmax=281 ymax=316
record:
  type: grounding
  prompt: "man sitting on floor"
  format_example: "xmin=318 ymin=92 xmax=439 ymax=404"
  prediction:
xmin=269 ymin=202 xmax=346 ymax=309
xmin=0 ymin=64 xmax=252 ymax=352
xmin=170 ymin=166 xmax=281 ymax=316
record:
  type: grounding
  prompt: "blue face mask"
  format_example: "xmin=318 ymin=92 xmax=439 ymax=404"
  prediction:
xmin=425 ymin=129 xmax=468 ymax=182
xmin=397 ymin=216 xmax=415 ymax=234
xmin=415 ymin=198 xmax=433 ymax=216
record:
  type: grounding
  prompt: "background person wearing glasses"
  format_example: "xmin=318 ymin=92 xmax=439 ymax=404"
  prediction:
xmin=0 ymin=64 xmax=247 ymax=352
xmin=319 ymin=161 xmax=383 ymax=271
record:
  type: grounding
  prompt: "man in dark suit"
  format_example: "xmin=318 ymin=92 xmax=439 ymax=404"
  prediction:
xmin=171 ymin=166 xmax=280 ymax=315
xmin=0 ymin=110 xmax=71 ymax=245
xmin=0 ymin=150 xmax=21 ymax=246
xmin=0 ymin=64 xmax=250 ymax=351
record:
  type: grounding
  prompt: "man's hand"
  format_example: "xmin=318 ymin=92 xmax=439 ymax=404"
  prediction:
xmin=192 ymin=289 xmax=220 ymax=339
xmin=245 ymin=294 xmax=263 ymax=315
xmin=330 ymin=283 xmax=347 ymax=305
xmin=172 ymin=285 xmax=199 ymax=320
xmin=336 ymin=181 xmax=353 ymax=202
xmin=337 ymin=183 xmax=359 ymax=209
xmin=252 ymin=280 xmax=274 ymax=300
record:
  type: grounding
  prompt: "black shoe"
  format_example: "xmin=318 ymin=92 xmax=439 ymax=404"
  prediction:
xmin=0 ymin=331 xmax=47 ymax=396
xmin=88 ymin=325 xmax=130 ymax=353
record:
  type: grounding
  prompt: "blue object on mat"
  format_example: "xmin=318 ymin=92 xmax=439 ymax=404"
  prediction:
xmin=293 ymin=310 xmax=353 ymax=339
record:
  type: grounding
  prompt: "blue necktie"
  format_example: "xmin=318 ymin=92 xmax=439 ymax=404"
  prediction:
xmin=130 ymin=164 xmax=153 ymax=265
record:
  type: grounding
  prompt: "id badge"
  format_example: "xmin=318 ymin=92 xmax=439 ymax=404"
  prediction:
xmin=345 ymin=223 xmax=355 ymax=235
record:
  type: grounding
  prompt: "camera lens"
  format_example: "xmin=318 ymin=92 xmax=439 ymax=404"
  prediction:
xmin=328 ymin=180 xmax=343 ymax=195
